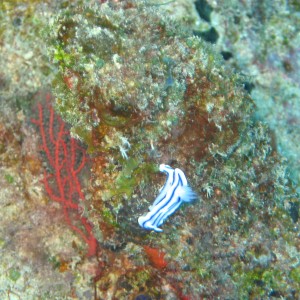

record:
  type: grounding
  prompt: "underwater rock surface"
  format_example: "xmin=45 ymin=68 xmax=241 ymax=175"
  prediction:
xmin=196 ymin=0 xmax=300 ymax=188
xmin=0 ymin=0 xmax=299 ymax=299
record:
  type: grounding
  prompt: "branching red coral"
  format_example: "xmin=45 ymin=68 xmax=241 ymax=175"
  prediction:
xmin=32 ymin=94 xmax=97 ymax=256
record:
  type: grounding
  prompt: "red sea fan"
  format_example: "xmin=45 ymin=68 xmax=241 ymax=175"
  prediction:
xmin=32 ymin=94 xmax=97 ymax=256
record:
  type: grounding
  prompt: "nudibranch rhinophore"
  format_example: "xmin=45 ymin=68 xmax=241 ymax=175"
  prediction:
xmin=138 ymin=164 xmax=197 ymax=232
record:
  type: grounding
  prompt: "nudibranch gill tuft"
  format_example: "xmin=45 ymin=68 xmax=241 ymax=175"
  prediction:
xmin=138 ymin=164 xmax=197 ymax=232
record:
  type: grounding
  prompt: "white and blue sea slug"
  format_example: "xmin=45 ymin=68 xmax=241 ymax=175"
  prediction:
xmin=138 ymin=164 xmax=197 ymax=232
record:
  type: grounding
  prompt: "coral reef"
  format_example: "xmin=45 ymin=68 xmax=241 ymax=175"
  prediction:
xmin=45 ymin=0 xmax=298 ymax=298
xmin=195 ymin=0 xmax=300 ymax=188
xmin=0 ymin=0 xmax=299 ymax=299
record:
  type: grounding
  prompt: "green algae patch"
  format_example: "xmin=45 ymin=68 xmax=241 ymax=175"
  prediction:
xmin=4 ymin=173 xmax=14 ymax=184
xmin=9 ymin=268 xmax=21 ymax=282
xmin=101 ymin=206 xmax=118 ymax=227
xmin=290 ymin=267 xmax=300 ymax=283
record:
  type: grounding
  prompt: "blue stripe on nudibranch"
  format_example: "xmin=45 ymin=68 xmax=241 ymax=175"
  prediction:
xmin=138 ymin=164 xmax=197 ymax=232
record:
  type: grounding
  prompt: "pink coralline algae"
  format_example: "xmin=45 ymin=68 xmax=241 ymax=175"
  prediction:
xmin=32 ymin=94 xmax=97 ymax=257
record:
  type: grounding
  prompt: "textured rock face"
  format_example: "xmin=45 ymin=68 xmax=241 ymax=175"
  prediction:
xmin=195 ymin=0 xmax=300 ymax=188
xmin=48 ymin=1 xmax=254 ymax=223
xmin=44 ymin=1 xmax=299 ymax=298
xmin=0 ymin=1 xmax=298 ymax=299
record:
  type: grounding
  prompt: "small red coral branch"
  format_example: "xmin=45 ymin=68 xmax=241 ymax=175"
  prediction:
xmin=32 ymin=94 xmax=97 ymax=256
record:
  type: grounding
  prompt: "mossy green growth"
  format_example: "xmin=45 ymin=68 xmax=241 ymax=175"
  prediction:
xmin=102 ymin=158 xmax=140 ymax=200
xmin=4 ymin=173 xmax=14 ymax=184
xmin=128 ymin=269 xmax=151 ymax=287
xmin=53 ymin=45 xmax=74 ymax=69
xmin=233 ymin=267 xmax=265 ymax=297
xmin=0 ymin=238 xmax=5 ymax=248
xmin=289 ymin=0 xmax=300 ymax=11
xmin=101 ymin=206 xmax=118 ymax=227
xmin=290 ymin=267 xmax=300 ymax=283
xmin=48 ymin=255 xmax=61 ymax=269
xmin=195 ymin=264 xmax=211 ymax=280
xmin=232 ymin=256 xmax=289 ymax=298
xmin=9 ymin=268 xmax=21 ymax=282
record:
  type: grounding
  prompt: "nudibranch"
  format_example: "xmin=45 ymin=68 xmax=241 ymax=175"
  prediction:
xmin=138 ymin=164 xmax=197 ymax=232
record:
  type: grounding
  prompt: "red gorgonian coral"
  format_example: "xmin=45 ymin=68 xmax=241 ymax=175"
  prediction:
xmin=32 ymin=94 xmax=97 ymax=256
